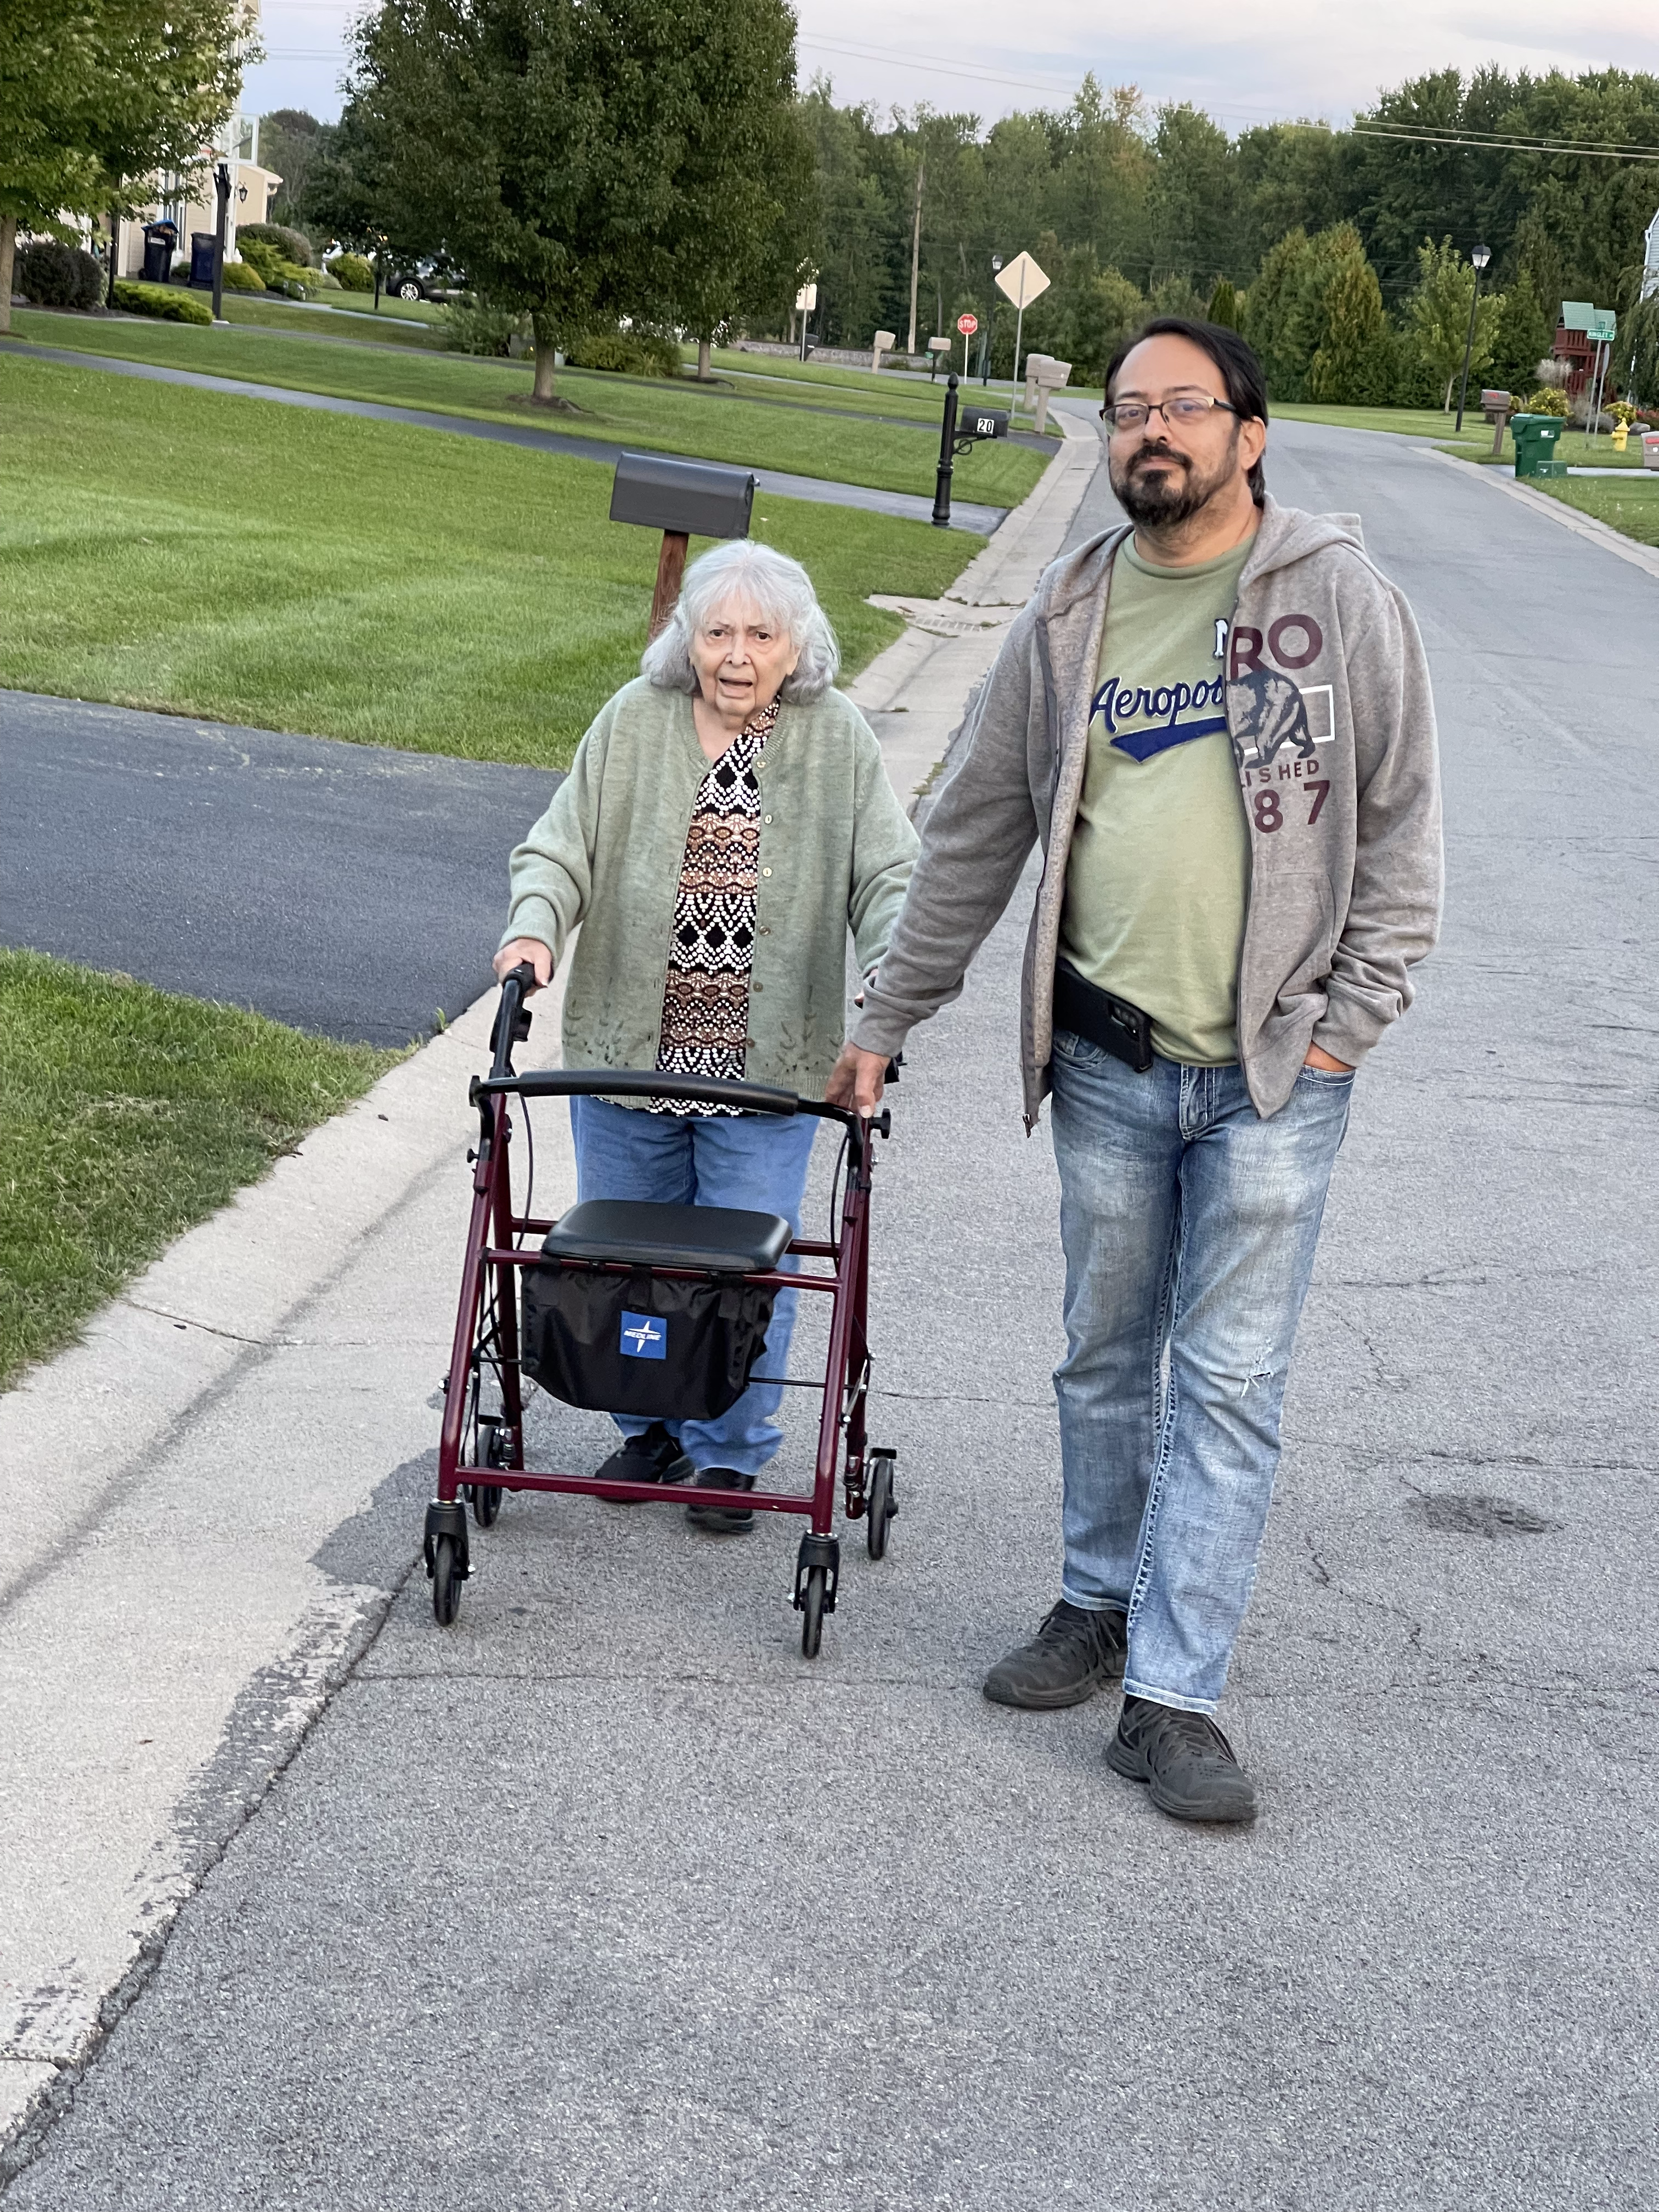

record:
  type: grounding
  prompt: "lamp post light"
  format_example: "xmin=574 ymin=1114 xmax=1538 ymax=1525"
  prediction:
xmin=1454 ymin=242 xmax=1492 ymax=433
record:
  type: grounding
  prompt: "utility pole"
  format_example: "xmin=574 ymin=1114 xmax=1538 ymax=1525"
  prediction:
xmin=906 ymin=159 xmax=924 ymax=358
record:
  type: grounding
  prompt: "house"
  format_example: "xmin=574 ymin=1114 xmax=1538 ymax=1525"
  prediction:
xmin=110 ymin=113 xmax=281 ymax=279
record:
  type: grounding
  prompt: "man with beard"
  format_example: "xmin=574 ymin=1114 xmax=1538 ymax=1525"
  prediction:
xmin=827 ymin=319 xmax=1441 ymax=1824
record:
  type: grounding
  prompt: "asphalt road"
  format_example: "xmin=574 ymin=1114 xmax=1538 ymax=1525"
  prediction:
xmin=0 ymin=342 xmax=1008 ymax=534
xmin=7 ymin=420 xmax=1657 ymax=2207
xmin=0 ymin=691 xmax=561 ymax=1047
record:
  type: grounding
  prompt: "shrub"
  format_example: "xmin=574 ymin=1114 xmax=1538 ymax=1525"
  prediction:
xmin=568 ymin=328 xmax=680 ymax=377
xmin=328 ymin=252 xmax=374 ymax=292
xmin=440 ymin=296 xmax=528 ymax=356
xmin=218 ymin=259 xmax=266 ymax=293
xmin=236 ymin=237 xmax=314 ymax=296
xmin=16 ymin=239 xmax=104 ymax=310
xmin=236 ymin=221 xmax=313 ymax=268
xmin=112 ymin=280 xmax=212 ymax=325
xmin=1521 ymin=386 xmax=1569 ymax=416
xmin=1609 ymin=399 xmax=1639 ymax=426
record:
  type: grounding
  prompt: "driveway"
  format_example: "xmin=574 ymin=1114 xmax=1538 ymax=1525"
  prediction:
xmin=0 ymin=691 xmax=560 ymax=1047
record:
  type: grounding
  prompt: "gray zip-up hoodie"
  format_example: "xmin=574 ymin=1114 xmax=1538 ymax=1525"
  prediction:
xmin=850 ymin=495 xmax=1443 ymax=1122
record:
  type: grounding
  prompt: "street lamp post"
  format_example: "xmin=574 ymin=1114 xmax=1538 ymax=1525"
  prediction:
xmin=984 ymin=253 xmax=1001 ymax=385
xmin=1454 ymin=243 xmax=1491 ymax=433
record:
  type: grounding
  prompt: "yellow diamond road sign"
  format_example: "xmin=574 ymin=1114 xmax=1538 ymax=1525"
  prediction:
xmin=994 ymin=252 xmax=1050 ymax=310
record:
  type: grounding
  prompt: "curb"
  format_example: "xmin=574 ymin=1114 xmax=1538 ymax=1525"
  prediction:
xmin=1427 ymin=449 xmax=1659 ymax=584
xmin=852 ymin=410 xmax=1101 ymax=808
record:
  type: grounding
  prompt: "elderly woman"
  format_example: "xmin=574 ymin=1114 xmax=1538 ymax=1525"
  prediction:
xmin=495 ymin=539 xmax=918 ymax=1530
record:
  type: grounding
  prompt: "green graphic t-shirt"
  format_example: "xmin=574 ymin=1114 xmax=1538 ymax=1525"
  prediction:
xmin=1060 ymin=533 xmax=1254 ymax=1065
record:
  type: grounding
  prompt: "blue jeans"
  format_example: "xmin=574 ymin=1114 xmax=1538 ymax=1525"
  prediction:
xmin=569 ymin=1096 xmax=819 ymax=1477
xmin=1048 ymin=1033 xmax=1355 ymax=1713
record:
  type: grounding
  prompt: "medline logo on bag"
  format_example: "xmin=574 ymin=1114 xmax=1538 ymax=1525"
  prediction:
xmin=620 ymin=1312 xmax=667 ymax=1361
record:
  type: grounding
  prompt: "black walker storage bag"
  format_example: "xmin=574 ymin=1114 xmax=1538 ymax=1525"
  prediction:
xmin=520 ymin=1199 xmax=789 ymax=1423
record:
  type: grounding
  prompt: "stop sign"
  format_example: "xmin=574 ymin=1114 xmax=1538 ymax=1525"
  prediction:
xmin=956 ymin=313 xmax=979 ymax=335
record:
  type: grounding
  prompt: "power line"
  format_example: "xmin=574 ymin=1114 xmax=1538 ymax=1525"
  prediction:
xmin=1352 ymin=123 xmax=1659 ymax=164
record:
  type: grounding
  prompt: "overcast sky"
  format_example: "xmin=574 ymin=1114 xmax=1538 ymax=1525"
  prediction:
xmin=244 ymin=0 xmax=1654 ymax=136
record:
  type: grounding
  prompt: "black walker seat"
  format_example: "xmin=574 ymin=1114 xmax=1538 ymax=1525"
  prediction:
xmin=428 ymin=966 xmax=900 ymax=1656
xmin=541 ymin=1199 xmax=792 ymax=1274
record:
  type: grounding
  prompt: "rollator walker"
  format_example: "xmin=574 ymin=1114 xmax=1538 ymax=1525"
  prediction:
xmin=425 ymin=963 xmax=900 ymax=1656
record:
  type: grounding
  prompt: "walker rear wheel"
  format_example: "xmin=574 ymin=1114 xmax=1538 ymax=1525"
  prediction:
xmin=866 ymin=1452 xmax=896 ymax=1561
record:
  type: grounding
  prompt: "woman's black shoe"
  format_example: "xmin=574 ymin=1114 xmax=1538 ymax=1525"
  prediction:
xmin=595 ymin=1423 xmax=693 ymax=1493
xmin=685 ymin=1467 xmax=757 ymax=1532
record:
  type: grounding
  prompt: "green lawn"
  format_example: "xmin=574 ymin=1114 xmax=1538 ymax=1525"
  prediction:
xmin=0 ymin=949 xmax=394 ymax=1387
xmin=7 ymin=309 xmax=1045 ymax=507
xmin=1529 ymin=472 xmax=1659 ymax=548
xmin=218 ymin=294 xmax=444 ymax=348
xmin=0 ymin=352 xmax=981 ymax=765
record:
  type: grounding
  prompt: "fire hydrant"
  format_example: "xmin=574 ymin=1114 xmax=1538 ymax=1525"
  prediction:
xmin=1611 ymin=417 xmax=1630 ymax=453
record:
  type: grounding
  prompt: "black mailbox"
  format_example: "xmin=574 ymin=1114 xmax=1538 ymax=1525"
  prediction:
xmin=609 ymin=452 xmax=756 ymax=539
xmin=956 ymin=404 xmax=1008 ymax=441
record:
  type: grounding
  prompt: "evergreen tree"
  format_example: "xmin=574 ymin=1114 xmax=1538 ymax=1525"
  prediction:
xmin=1488 ymin=268 xmax=1552 ymax=394
xmin=1308 ymin=249 xmax=1390 ymax=403
xmin=1408 ymin=235 xmax=1500 ymax=409
xmin=1207 ymin=278 xmax=1243 ymax=330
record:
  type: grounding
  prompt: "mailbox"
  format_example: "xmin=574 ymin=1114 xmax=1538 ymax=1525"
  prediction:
xmin=956 ymin=403 xmax=1008 ymax=441
xmin=609 ymin=452 xmax=755 ymax=540
xmin=610 ymin=452 xmax=757 ymax=640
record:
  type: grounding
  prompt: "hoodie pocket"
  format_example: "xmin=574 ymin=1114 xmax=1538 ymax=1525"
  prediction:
xmin=1251 ymin=870 xmax=1336 ymax=1019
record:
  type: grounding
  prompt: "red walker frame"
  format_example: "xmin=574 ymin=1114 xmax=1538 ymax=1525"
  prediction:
xmin=424 ymin=967 xmax=896 ymax=1656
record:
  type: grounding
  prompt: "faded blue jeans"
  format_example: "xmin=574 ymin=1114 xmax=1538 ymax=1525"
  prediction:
xmin=1048 ymin=1032 xmax=1354 ymax=1713
xmin=570 ymin=1096 xmax=819 ymax=1477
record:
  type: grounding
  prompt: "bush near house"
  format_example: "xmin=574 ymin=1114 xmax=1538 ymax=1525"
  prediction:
xmin=235 ymin=221 xmax=314 ymax=267
xmin=568 ymin=329 xmax=681 ymax=377
xmin=439 ymin=296 xmax=527 ymax=356
xmin=236 ymin=238 xmax=317 ymax=298
xmin=328 ymin=252 xmax=374 ymax=291
xmin=1522 ymin=386 xmax=1568 ymax=416
xmin=218 ymin=259 xmax=267 ymax=293
xmin=112 ymin=281 xmax=213 ymax=325
xmin=17 ymin=240 xmax=105 ymax=311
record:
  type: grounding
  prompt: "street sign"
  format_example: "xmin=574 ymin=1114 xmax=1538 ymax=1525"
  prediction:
xmin=794 ymin=282 xmax=817 ymax=312
xmin=994 ymin=252 xmax=1049 ymax=310
xmin=956 ymin=313 xmax=978 ymax=335
xmin=993 ymin=252 xmax=1050 ymax=420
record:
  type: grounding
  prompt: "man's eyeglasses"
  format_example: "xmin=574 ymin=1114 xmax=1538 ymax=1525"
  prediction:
xmin=1100 ymin=394 xmax=1239 ymax=435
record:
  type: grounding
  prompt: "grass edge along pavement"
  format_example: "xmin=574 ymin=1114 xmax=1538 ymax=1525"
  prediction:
xmin=4 ymin=309 xmax=1046 ymax=509
xmin=0 ymin=352 xmax=985 ymax=769
xmin=0 ymin=950 xmax=396 ymax=1390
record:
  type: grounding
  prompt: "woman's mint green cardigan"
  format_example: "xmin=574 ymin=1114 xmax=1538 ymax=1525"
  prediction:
xmin=503 ymin=678 xmax=920 ymax=1101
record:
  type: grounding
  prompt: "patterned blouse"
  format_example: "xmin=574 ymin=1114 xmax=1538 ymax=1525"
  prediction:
xmin=651 ymin=698 xmax=779 ymax=1114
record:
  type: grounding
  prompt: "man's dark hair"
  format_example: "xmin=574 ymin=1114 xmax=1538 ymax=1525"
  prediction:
xmin=1104 ymin=317 xmax=1269 ymax=505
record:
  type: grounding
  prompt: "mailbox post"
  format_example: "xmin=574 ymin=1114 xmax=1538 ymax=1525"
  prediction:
xmin=609 ymin=453 xmax=758 ymax=637
xmin=932 ymin=373 xmax=1009 ymax=528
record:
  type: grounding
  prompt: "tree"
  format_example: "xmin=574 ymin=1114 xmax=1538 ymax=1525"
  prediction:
xmin=1308 ymin=249 xmax=1390 ymax=403
xmin=1488 ymin=268 xmax=1552 ymax=394
xmin=0 ymin=0 xmax=246 ymax=330
xmin=651 ymin=0 xmax=810 ymax=377
xmin=0 ymin=2 xmax=103 ymax=331
xmin=1207 ymin=277 xmax=1243 ymax=330
xmin=83 ymin=0 xmax=251 ymax=303
xmin=1408 ymin=235 xmax=1500 ymax=409
xmin=353 ymin=0 xmax=807 ymax=404
xmin=259 ymin=108 xmax=328 ymax=233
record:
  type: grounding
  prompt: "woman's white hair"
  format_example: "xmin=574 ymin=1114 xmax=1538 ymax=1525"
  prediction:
xmin=640 ymin=538 xmax=839 ymax=703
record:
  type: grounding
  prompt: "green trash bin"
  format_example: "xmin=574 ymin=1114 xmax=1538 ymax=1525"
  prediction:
xmin=1511 ymin=414 xmax=1566 ymax=479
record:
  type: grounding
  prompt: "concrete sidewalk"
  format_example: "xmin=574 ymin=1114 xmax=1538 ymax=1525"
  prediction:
xmin=0 ymin=420 xmax=1096 ymax=2165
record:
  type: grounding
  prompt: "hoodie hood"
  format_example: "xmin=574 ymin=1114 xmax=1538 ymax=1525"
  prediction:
xmin=1035 ymin=495 xmax=1369 ymax=620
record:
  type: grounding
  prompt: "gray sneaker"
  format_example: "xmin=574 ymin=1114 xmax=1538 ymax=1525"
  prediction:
xmin=1105 ymin=1695 xmax=1259 ymax=1824
xmin=983 ymin=1599 xmax=1127 ymax=1709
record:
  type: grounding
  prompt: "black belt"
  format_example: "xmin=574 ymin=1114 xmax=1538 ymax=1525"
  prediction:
xmin=1052 ymin=960 xmax=1154 ymax=1074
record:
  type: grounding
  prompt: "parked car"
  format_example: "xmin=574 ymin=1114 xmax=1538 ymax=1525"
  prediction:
xmin=385 ymin=259 xmax=464 ymax=304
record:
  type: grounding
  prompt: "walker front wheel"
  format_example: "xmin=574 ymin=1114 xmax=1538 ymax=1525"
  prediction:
xmin=866 ymin=1452 xmax=897 ymax=1561
xmin=800 ymin=1566 xmax=827 ymax=1658
xmin=432 ymin=1536 xmax=462 ymax=1626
